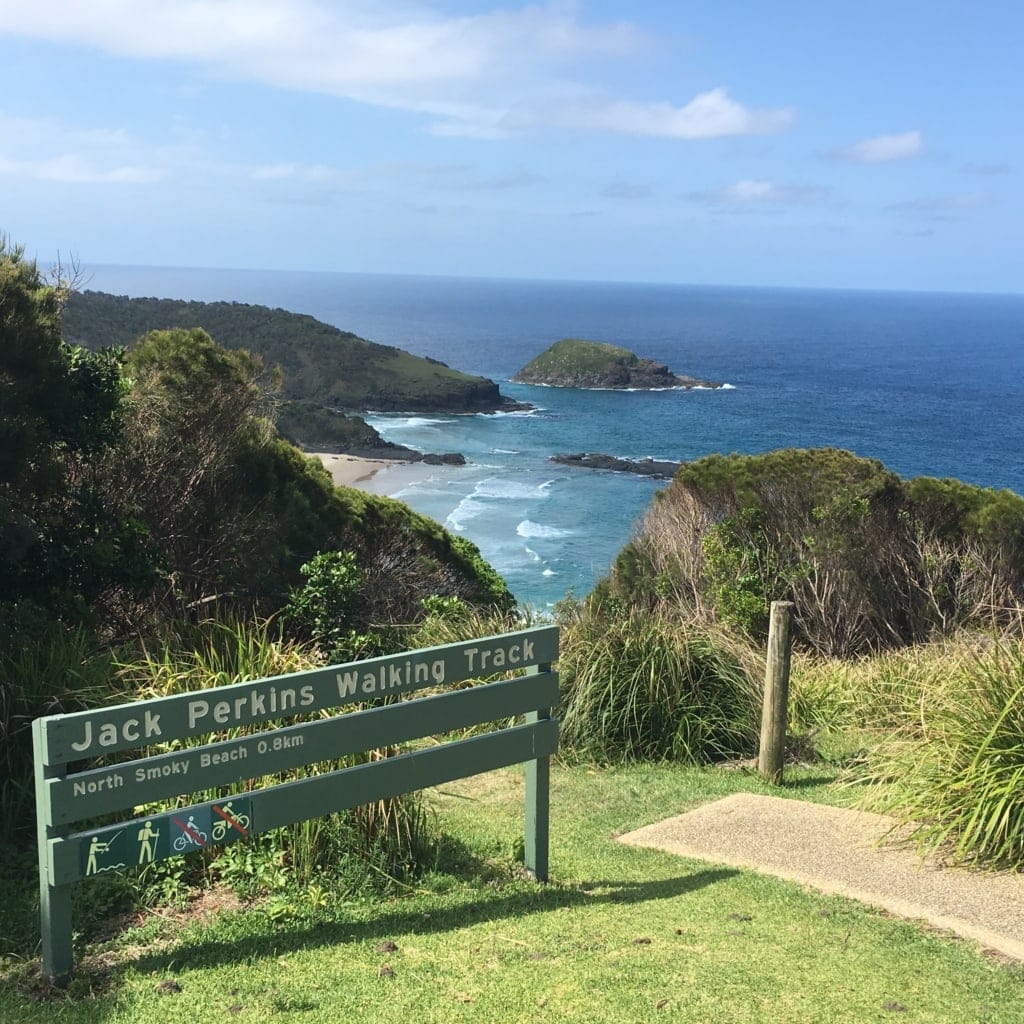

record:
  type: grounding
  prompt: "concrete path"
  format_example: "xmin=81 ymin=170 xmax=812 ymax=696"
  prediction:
xmin=619 ymin=793 xmax=1024 ymax=961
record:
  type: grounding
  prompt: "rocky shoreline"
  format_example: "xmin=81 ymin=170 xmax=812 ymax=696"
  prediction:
xmin=551 ymin=452 xmax=683 ymax=479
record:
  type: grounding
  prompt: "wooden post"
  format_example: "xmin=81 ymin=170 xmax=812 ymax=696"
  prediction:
xmin=523 ymin=661 xmax=553 ymax=882
xmin=34 ymin=718 xmax=74 ymax=987
xmin=758 ymin=601 xmax=794 ymax=785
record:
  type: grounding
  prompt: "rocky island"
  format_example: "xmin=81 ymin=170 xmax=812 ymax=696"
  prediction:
xmin=512 ymin=338 xmax=724 ymax=390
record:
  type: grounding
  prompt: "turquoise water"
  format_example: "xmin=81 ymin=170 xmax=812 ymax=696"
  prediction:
xmin=84 ymin=266 xmax=1024 ymax=609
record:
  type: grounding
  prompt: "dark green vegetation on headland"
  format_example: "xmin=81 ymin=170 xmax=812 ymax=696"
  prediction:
xmin=63 ymin=290 xmax=509 ymax=413
xmin=63 ymin=290 xmax=523 ymax=451
xmin=598 ymin=447 xmax=1024 ymax=657
xmin=513 ymin=337 xmax=723 ymax=389
xmin=0 ymin=242 xmax=512 ymax=867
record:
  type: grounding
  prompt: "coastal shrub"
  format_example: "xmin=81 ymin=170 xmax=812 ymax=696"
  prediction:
xmin=93 ymin=325 xmax=512 ymax=630
xmin=557 ymin=600 xmax=761 ymax=764
xmin=0 ymin=241 xmax=159 ymax=632
xmin=0 ymin=619 xmax=117 ymax=844
xmin=853 ymin=634 xmax=1024 ymax=869
xmin=604 ymin=448 xmax=1024 ymax=657
xmin=282 ymin=550 xmax=378 ymax=662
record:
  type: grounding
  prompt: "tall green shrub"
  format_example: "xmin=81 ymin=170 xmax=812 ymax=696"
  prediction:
xmin=855 ymin=637 xmax=1024 ymax=869
xmin=557 ymin=601 xmax=761 ymax=764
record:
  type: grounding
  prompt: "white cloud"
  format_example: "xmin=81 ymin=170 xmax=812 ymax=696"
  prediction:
xmin=0 ymin=112 xmax=166 ymax=183
xmin=0 ymin=3 xmax=793 ymax=141
xmin=550 ymin=89 xmax=794 ymax=139
xmin=688 ymin=179 xmax=827 ymax=205
xmin=832 ymin=130 xmax=923 ymax=163
xmin=0 ymin=2 xmax=642 ymax=91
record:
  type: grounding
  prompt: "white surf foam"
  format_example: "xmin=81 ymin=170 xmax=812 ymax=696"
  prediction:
xmin=517 ymin=519 xmax=571 ymax=539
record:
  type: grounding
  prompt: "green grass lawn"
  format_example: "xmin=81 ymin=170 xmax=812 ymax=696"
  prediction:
xmin=2 ymin=760 xmax=1021 ymax=1023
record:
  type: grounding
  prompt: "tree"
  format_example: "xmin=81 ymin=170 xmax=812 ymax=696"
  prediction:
xmin=101 ymin=327 xmax=280 ymax=609
xmin=0 ymin=240 xmax=149 ymax=631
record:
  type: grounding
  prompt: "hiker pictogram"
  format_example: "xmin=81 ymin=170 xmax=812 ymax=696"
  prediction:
xmin=136 ymin=820 xmax=160 ymax=864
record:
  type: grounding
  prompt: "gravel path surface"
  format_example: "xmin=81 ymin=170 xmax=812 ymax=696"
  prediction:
xmin=619 ymin=793 xmax=1024 ymax=961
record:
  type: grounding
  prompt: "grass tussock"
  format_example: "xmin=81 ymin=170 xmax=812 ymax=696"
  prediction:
xmin=851 ymin=635 xmax=1024 ymax=869
xmin=557 ymin=604 xmax=762 ymax=764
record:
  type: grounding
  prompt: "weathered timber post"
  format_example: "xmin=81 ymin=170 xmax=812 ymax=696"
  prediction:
xmin=524 ymin=662 xmax=553 ymax=882
xmin=758 ymin=601 xmax=794 ymax=784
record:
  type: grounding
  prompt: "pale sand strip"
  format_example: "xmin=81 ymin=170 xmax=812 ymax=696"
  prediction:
xmin=308 ymin=452 xmax=407 ymax=489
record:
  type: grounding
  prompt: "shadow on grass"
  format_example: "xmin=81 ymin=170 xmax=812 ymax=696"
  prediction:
xmin=779 ymin=774 xmax=840 ymax=791
xmin=131 ymin=866 xmax=738 ymax=975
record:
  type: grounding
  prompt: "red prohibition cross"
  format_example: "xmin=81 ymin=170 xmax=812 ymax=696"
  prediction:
xmin=171 ymin=816 xmax=208 ymax=845
xmin=212 ymin=804 xmax=249 ymax=836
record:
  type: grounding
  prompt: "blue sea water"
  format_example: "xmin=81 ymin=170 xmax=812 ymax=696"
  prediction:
xmin=85 ymin=265 xmax=1024 ymax=609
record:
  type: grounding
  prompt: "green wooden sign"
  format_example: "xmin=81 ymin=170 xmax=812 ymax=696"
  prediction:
xmin=34 ymin=626 xmax=558 ymax=985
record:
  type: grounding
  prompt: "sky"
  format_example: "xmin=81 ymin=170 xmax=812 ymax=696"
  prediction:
xmin=1 ymin=1 xmax=1021 ymax=293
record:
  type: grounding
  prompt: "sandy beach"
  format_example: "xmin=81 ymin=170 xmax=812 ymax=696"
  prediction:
xmin=308 ymin=452 xmax=406 ymax=489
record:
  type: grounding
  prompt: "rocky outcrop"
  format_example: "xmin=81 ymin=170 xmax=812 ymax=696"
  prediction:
xmin=513 ymin=338 xmax=723 ymax=390
xmin=551 ymin=453 xmax=683 ymax=479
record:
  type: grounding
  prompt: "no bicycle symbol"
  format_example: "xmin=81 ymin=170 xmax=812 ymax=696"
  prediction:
xmin=211 ymin=799 xmax=251 ymax=842
xmin=169 ymin=798 xmax=253 ymax=852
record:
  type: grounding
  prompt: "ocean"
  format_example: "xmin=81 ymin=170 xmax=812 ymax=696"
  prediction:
xmin=83 ymin=265 xmax=1024 ymax=610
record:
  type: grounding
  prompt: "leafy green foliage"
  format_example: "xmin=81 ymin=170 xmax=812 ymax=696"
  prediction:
xmin=283 ymin=551 xmax=378 ymax=661
xmin=63 ymin=289 xmax=506 ymax=414
xmin=607 ymin=448 xmax=1024 ymax=656
xmin=701 ymin=508 xmax=777 ymax=638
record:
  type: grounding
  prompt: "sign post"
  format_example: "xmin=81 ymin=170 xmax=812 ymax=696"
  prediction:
xmin=34 ymin=625 xmax=558 ymax=985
